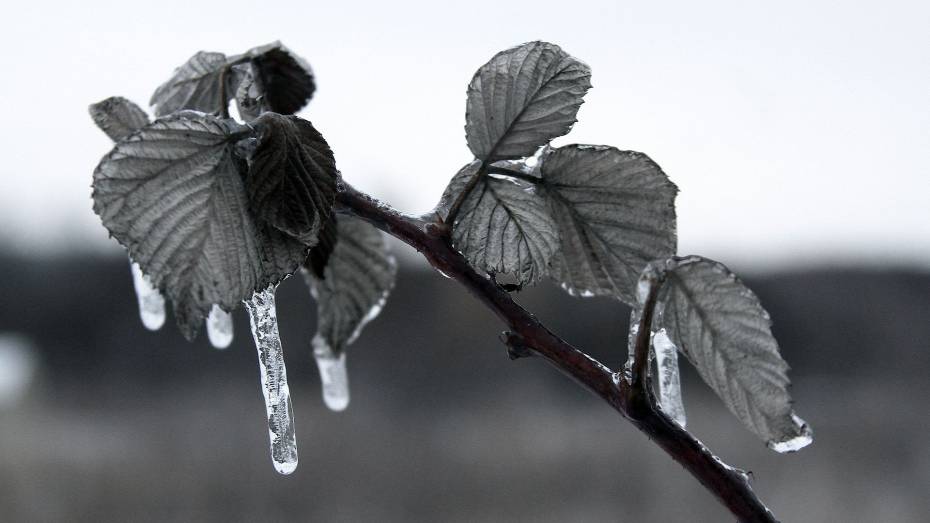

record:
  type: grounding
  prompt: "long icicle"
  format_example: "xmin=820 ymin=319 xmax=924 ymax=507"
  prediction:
xmin=312 ymin=336 xmax=350 ymax=411
xmin=653 ymin=328 xmax=687 ymax=427
xmin=129 ymin=260 xmax=165 ymax=331
xmin=244 ymin=285 xmax=298 ymax=475
xmin=206 ymin=305 xmax=234 ymax=349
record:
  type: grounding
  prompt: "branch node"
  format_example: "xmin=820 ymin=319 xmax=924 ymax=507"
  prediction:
xmin=499 ymin=331 xmax=535 ymax=360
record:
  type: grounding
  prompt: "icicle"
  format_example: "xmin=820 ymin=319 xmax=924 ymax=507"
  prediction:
xmin=623 ymin=308 xmax=643 ymax=375
xmin=129 ymin=260 xmax=165 ymax=331
xmin=244 ymin=286 xmax=298 ymax=475
xmin=312 ymin=336 xmax=350 ymax=411
xmin=653 ymin=328 xmax=687 ymax=427
xmin=206 ymin=305 xmax=234 ymax=349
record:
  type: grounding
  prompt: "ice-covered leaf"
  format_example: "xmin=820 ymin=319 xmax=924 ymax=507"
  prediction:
xmin=93 ymin=111 xmax=308 ymax=339
xmin=650 ymin=256 xmax=812 ymax=451
xmin=465 ymin=41 xmax=591 ymax=162
xmin=303 ymin=217 xmax=397 ymax=356
xmin=303 ymin=217 xmax=395 ymax=410
xmin=246 ymin=113 xmax=337 ymax=245
xmin=442 ymin=162 xmax=559 ymax=285
xmin=89 ymin=96 xmax=150 ymax=141
xmin=236 ymin=42 xmax=316 ymax=115
xmin=150 ymin=51 xmax=234 ymax=117
xmin=542 ymin=145 xmax=677 ymax=304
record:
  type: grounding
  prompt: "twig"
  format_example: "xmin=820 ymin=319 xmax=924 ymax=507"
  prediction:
xmin=336 ymin=182 xmax=778 ymax=523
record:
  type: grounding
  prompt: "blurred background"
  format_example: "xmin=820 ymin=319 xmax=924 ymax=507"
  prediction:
xmin=1 ymin=0 xmax=928 ymax=521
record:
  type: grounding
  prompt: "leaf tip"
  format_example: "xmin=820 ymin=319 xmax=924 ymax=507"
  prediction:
xmin=767 ymin=413 xmax=813 ymax=453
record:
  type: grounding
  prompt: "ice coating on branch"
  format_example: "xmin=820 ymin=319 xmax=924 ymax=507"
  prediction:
xmin=244 ymin=286 xmax=298 ymax=475
xmin=653 ymin=329 xmax=686 ymax=427
xmin=312 ymin=336 xmax=350 ymax=411
xmin=767 ymin=414 xmax=813 ymax=453
xmin=129 ymin=261 xmax=165 ymax=331
xmin=206 ymin=305 xmax=234 ymax=349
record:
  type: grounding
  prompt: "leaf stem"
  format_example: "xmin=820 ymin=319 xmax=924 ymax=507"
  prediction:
xmin=336 ymin=181 xmax=778 ymax=523
xmin=630 ymin=272 xmax=662 ymax=398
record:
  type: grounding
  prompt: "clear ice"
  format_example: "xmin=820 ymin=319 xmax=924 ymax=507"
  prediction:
xmin=653 ymin=329 xmax=687 ymax=427
xmin=767 ymin=413 xmax=814 ymax=453
xmin=206 ymin=305 xmax=234 ymax=349
xmin=129 ymin=260 xmax=165 ymax=331
xmin=244 ymin=286 xmax=298 ymax=475
xmin=312 ymin=336 xmax=350 ymax=412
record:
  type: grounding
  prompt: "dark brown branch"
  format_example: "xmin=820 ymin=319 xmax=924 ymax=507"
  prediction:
xmin=336 ymin=182 xmax=778 ymax=523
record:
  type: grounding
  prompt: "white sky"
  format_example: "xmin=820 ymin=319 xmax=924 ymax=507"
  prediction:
xmin=0 ymin=0 xmax=927 ymax=270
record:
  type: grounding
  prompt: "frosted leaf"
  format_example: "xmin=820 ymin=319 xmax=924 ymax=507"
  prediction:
xmin=465 ymin=41 xmax=591 ymax=161
xmin=435 ymin=161 xmax=481 ymax=220
xmin=89 ymin=97 xmax=150 ymax=142
xmin=151 ymin=42 xmax=315 ymax=119
xmin=129 ymin=261 xmax=165 ymax=331
xmin=312 ymin=336 xmax=350 ymax=411
xmin=303 ymin=217 xmax=396 ymax=410
xmin=653 ymin=328 xmax=686 ymax=427
xmin=92 ymin=111 xmax=308 ymax=339
xmin=206 ymin=305 xmax=234 ymax=349
xmin=244 ymin=286 xmax=298 ymax=474
xmin=541 ymin=145 xmax=678 ymax=305
xmin=150 ymin=51 xmax=232 ymax=117
xmin=441 ymin=162 xmax=559 ymax=285
xmin=233 ymin=42 xmax=316 ymax=115
xmin=651 ymin=256 xmax=811 ymax=450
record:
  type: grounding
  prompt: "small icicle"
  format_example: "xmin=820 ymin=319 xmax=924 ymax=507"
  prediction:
xmin=129 ymin=260 xmax=165 ymax=331
xmin=244 ymin=286 xmax=298 ymax=475
xmin=767 ymin=413 xmax=813 ymax=453
xmin=312 ymin=336 xmax=350 ymax=411
xmin=624 ymin=308 xmax=642 ymax=374
xmin=206 ymin=305 xmax=234 ymax=349
xmin=653 ymin=328 xmax=687 ymax=427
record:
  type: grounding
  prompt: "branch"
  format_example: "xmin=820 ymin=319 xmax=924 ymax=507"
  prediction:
xmin=336 ymin=182 xmax=778 ymax=523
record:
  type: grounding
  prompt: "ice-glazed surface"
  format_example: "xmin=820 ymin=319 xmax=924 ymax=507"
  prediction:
xmin=312 ymin=336 xmax=350 ymax=412
xmin=653 ymin=329 xmax=686 ymax=427
xmin=244 ymin=286 xmax=298 ymax=474
xmin=206 ymin=305 xmax=234 ymax=349
xmin=129 ymin=261 xmax=165 ymax=331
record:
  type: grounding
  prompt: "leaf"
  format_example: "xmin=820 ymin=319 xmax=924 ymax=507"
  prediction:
xmin=305 ymin=215 xmax=338 ymax=279
xmin=92 ymin=111 xmax=309 ymax=339
xmin=303 ymin=217 xmax=397 ymax=355
xmin=541 ymin=145 xmax=677 ymax=304
xmin=246 ymin=113 xmax=338 ymax=245
xmin=150 ymin=43 xmax=315 ymax=119
xmin=465 ymin=41 xmax=591 ymax=162
xmin=442 ymin=162 xmax=559 ymax=285
xmin=239 ymin=42 xmax=316 ymax=115
xmin=232 ymin=63 xmax=263 ymax=121
xmin=649 ymin=256 xmax=812 ymax=450
xmin=89 ymin=96 xmax=150 ymax=141
xmin=150 ymin=51 xmax=234 ymax=117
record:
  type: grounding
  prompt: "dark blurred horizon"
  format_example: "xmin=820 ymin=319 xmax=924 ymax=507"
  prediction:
xmin=0 ymin=253 xmax=928 ymax=521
